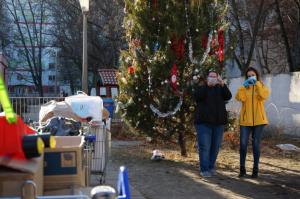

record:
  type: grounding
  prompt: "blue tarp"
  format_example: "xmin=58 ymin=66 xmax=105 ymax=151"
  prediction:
xmin=103 ymin=98 xmax=114 ymax=118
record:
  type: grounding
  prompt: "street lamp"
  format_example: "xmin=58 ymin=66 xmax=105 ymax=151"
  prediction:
xmin=79 ymin=0 xmax=89 ymax=94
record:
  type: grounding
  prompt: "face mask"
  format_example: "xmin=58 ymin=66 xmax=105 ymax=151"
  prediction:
xmin=248 ymin=76 xmax=257 ymax=81
xmin=207 ymin=77 xmax=218 ymax=85
xmin=247 ymin=76 xmax=257 ymax=85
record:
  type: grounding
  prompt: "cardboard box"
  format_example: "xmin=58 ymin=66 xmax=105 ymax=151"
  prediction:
xmin=0 ymin=156 xmax=44 ymax=197
xmin=44 ymin=136 xmax=85 ymax=190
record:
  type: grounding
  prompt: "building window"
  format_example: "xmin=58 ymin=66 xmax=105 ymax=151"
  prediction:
xmin=48 ymin=63 xmax=55 ymax=70
xmin=48 ymin=86 xmax=55 ymax=93
xmin=15 ymin=87 xmax=25 ymax=96
xmin=111 ymin=87 xmax=118 ymax=98
xmin=48 ymin=75 xmax=55 ymax=81
xmin=17 ymin=74 xmax=23 ymax=80
xmin=63 ymin=76 xmax=69 ymax=84
xmin=100 ymin=87 xmax=106 ymax=97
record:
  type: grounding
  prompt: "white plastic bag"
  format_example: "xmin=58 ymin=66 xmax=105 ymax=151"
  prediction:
xmin=65 ymin=91 xmax=103 ymax=122
xmin=276 ymin=144 xmax=300 ymax=152
xmin=39 ymin=100 xmax=81 ymax=124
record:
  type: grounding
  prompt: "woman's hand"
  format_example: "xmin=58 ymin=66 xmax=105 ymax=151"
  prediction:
xmin=248 ymin=76 xmax=257 ymax=85
xmin=217 ymin=75 xmax=224 ymax=87
xmin=243 ymin=80 xmax=249 ymax=88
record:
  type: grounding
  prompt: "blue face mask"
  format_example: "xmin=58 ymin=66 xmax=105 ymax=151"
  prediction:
xmin=247 ymin=76 xmax=257 ymax=85
xmin=248 ymin=76 xmax=257 ymax=81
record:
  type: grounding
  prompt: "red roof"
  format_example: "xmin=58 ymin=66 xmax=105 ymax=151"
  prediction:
xmin=98 ymin=69 xmax=118 ymax=86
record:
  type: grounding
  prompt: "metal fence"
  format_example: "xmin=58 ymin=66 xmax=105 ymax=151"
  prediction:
xmin=0 ymin=97 xmax=64 ymax=123
xmin=0 ymin=97 xmax=122 ymax=125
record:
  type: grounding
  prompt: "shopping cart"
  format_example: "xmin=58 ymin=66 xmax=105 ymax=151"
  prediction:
xmin=83 ymin=121 xmax=111 ymax=186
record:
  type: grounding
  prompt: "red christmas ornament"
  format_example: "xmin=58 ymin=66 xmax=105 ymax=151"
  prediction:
xmin=171 ymin=36 xmax=185 ymax=60
xmin=170 ymin=64 xmax=178 ymax=91
xmin=128 ymin=66 xmax=135 ymax=75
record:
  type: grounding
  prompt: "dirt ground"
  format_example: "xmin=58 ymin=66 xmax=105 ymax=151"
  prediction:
xmin=110 ymin=136 xmax=300 ymax=199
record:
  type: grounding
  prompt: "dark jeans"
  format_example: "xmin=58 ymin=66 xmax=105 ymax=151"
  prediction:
xmin=240 ymin=125 xmax=265 ymax=169
xmin=195 ymin=123 xmax=224 ymax=172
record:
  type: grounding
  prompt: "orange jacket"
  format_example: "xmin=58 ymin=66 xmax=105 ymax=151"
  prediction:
xmin=235 ymin=81 xmax=270 ymax=126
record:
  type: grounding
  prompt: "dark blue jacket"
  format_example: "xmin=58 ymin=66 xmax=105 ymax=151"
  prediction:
xmin=194 ymin=84 xmax=232 ymax=125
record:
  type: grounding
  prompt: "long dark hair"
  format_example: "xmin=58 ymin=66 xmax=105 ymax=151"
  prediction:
xmin=245 ymin=67 xmax=261 ymax=81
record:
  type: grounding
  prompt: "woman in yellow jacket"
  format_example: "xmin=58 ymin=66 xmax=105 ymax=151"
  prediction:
xmin=235 ymin=67 xmax=270 ymax=178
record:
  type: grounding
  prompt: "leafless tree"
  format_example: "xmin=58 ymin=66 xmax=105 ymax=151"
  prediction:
xmin=279 ymin=0 xmax=300 ymax=71
xmin=229 ymin=0 xmax=300 ymax=74
xmin=47 ymin=0 xmax=124 ymax=94
xmin=229 ymin=0 xmax=269 ymax=73
xmin=274 ymin=0 xmax=295 ymax=72
xmin=0 ymin=0 xmax=11 ymax=50
xmin=4 ymin=0 xmax=48 ymax=96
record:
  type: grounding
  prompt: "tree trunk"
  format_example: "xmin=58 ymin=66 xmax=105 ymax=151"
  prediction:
xmin=178 ymin=114 xmax=187 ymax=156
xmin=244 ymin=0 xmax=265 ymax=69
xmin=231 ymin=0 xmax=246 ymax=70
xmin=67 ymin=68 xmax=75 ymax=95
xmin=274 ymin=0 xmax=295 ymax=72
xmin=178 ymin=129 xmax=187 ymax=157
xmin=293 ymin=1 xmax=300 ymax=70
xmin=92 ymin=64 xmax=100 ymax=96
xmin=241 ymin=0 xmax=263 ymax=72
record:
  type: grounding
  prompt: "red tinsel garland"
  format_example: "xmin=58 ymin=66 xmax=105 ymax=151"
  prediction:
xmin=152 ymin=0 xmax=157 ymax=8
xmin=171 ymin=36 xmax=185 ymax=60
xmin=218 ymin=30 xmax=224 ymax=63
xmin=201 ymin=30 xmax=225 ymax=62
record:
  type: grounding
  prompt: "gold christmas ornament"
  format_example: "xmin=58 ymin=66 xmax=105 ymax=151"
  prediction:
xmin=172 ymin=116 xmax=177 ymax=122
xmin=121 ymin=77 xmax=128 ymax=84
xmin=189 ymin=106 xmax=195 ymax=111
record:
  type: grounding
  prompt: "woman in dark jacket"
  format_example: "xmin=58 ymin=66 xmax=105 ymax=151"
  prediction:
xmin=194 ymin=70 xmax=232 ymax=177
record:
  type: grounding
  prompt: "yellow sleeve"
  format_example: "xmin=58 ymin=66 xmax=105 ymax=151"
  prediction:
xmin=256 ymin=81 xmax=270 ymax=100
xmin=235 ymin=86 xmax=246 ymax=102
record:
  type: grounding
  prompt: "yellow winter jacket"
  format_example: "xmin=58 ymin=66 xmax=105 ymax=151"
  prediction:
xmin=235 ymin=81 xmax=270 ymax=126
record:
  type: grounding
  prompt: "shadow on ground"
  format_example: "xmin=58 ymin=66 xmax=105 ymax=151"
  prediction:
xmin=110 ymin=140 xmax=300 ymax=199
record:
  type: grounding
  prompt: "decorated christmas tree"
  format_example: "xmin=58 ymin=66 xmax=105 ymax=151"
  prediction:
xmin=117 ymin=0 xmax=229 ymax=155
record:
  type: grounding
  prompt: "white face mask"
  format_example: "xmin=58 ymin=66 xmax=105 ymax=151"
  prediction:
xmin=207 ymin=77 xmax=218 ymax=85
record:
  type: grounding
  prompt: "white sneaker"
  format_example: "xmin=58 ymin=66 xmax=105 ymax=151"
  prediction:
xmin=200 ymin=171 xmax=212 ymax=178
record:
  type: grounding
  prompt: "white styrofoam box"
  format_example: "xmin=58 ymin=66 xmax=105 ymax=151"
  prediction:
xmin=65 ymin=91 xmax=103 ymax=121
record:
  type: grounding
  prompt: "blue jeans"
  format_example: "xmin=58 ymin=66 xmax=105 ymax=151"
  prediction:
xmin=195 ymin=124 xmax=224 ymax=172
xmin=240 ymin=125 xmax=265 ymax=169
